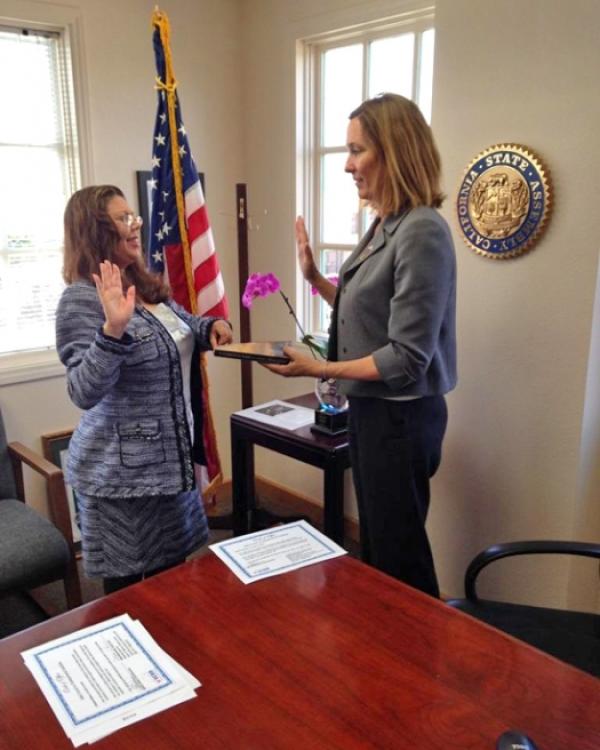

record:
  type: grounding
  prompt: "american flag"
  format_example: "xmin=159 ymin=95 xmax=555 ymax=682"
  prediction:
xmin=148 ymin=13 xmax=228 ymax=319
xmin=149 ymin=9 xmax=228 ymax=495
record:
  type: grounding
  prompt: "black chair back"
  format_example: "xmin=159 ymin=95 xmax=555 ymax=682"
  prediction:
xmin=0 ymin=408 xmax=17 ymax=500
xmin=447 ymin=540 xmax=600 ymax=678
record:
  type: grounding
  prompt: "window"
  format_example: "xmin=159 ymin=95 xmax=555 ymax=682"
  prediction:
xmin=299 ymin=14 xmax=435 ymax=336
xmin=0 ymin=25 xmax=80 ymax=361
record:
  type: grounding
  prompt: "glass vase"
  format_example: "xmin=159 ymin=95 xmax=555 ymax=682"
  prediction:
xmin=314 ymin=376 xmax=348 ymax=415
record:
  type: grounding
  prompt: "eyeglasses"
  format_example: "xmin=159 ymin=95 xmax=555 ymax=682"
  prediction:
xmin=113 ymin=213 xmax=143 ymax=229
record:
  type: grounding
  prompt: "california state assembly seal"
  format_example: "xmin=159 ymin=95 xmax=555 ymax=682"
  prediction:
xmin=456 ymin=144 xmax=552 ymax=259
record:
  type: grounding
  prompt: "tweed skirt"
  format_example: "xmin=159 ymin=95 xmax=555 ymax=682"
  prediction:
xmin=76 ymin=488 xmax=209 ymax=578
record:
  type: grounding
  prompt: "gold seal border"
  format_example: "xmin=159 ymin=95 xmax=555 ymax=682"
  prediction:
xmin=456 ymin=143 xmax=553 ymax=260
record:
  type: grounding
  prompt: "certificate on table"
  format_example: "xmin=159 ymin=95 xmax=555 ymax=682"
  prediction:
xmin=21 ymin=614 xmax=200 ymax=746
xmin=210 ymin=520 xmax=347 ymax=584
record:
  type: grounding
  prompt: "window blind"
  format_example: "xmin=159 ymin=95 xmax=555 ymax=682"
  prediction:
xmin=0 ymin=26 xmax=79 ymax=355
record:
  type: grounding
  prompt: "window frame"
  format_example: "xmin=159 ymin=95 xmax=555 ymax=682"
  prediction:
xmin=297 ymin=9 xmax=435 ymax=339
xmin=0 ymin=2 xmax=91 ymax=386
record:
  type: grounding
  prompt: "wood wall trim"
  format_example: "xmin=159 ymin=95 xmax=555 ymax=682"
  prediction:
xmin=206 ymin=476 xmax=359 ymax=544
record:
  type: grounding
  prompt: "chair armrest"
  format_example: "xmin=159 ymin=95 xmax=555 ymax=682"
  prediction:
xmin=8 ymin=441 xmax=64 ymax=482
xmin=7 ymin=441 xmax=75 ymax=547
xmin=465 ymin=541 xmax=600 ymax=602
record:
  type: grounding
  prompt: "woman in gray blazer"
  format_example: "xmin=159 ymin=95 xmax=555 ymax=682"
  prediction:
xmin=269 ymin=94 xmax=456 ymax=597
xmin=56 ymin=186 xmax=232 ymax=594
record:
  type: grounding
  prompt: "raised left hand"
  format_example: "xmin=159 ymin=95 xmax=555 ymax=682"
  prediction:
xmin=264 ymin=346 xmax=322 ymax=378
xmin=209 ymin=320 xmax=234 ymax=349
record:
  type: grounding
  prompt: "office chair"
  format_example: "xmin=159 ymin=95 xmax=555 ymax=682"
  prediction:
xmin=447 ymin=540 xmax=600 ymax=678
xmin=0 ymin=407 xmax=81 ymax=637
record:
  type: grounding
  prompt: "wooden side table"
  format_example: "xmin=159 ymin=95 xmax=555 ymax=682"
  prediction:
xmin=230 ymin=394 xmax=351 ymax=544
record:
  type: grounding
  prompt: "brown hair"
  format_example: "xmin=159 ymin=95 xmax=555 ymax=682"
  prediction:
xmin=62 ymin=185 xmax=169 ymax=303
xmin=349 ymin=93 xmax=444 ymax=215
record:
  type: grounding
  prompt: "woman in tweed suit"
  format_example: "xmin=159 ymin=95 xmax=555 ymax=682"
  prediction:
xmin=268 ymin=94 xmax=456 ymax=597
xmin=56 ymin=186 xmax=232 ymax=594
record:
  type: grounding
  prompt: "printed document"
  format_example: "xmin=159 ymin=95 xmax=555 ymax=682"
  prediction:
xmin=234 ymin=399 xmax=315 ymax=430
xmin=210 ymin=520 xmax=346 ymax=584
xmin=21 ymin=613 xmax=200 ymax=746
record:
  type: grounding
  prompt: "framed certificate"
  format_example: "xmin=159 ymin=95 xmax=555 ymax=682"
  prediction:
xmin=214 ymin=341 xmax=291 ymax=365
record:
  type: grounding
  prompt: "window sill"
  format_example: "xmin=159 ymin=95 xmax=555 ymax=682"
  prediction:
xmin=0 ymin=349 xmax=65 ymax=386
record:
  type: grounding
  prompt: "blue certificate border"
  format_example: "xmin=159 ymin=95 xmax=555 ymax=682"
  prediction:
xmin=217 ymin=522 xmax=341 ymax=579
xmin=32 ymin=621 xmax=173 ymax=727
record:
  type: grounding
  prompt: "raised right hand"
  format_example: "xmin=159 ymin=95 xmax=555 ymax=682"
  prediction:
xmin=92 ymin=260 xmax=136 ymax=339
xmin=296 ymin=216 xmax=318 ymax=284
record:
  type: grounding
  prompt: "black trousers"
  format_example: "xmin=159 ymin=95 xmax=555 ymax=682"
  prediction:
xmin=347 ymin=395 xmax=447 ymax=598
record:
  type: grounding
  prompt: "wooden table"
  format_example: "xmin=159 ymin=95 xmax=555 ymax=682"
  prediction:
xmin=1 ymin=554 xmax=599 ymax=749
xmin=231 ymin=393 xmax=351 ymax=544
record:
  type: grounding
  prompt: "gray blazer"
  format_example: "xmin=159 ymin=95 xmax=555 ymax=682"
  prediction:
xmin=332 ymin=206 xmax=457 ymax=398
xmin=55 ymin=281 xmax=219 ymax=499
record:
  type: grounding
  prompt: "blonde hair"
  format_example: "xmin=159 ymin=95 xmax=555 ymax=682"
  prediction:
xmin=63 ymin=185 xmax=169 ymax=303
xmin=350 ymin=93 xmax=444 ymax=215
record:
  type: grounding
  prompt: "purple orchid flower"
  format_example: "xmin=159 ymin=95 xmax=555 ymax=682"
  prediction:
xmin=242 ymin=272 xmax=281 ymax=308
xmin=241 ymin=271 xmax=327 ymax=359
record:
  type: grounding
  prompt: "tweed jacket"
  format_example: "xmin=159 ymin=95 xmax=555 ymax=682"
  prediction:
xmin=55 ymin=280 xmax=220 ymax=499
xmin=331 ymin=206 xmax=457 ymax=398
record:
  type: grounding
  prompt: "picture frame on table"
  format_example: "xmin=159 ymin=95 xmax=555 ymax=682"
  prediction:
xmin=136 ymin=170 xmax=205 ymax=259
xmin=41 ymin=429 xmax=81 ymax=555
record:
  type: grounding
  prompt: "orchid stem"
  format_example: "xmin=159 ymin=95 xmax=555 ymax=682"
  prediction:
xmin=279 ymin=290 xmax=317 ymax=359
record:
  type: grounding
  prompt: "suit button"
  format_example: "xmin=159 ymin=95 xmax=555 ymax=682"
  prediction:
xmin=342 ymin=347 xmax=347 ymax=353
xmin=341 ymin=319 xmax=345 ymax=325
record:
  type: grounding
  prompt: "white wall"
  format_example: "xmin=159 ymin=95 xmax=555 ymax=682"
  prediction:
xmin=433 ymin=0 xmax=600 ymax=606
xmin=571 ymin=252 xmax=600 ymax=612
xmin=2 ymin=0 xmax=599 ymax=610
xmin=0 ymin=0 xmax=244 ymax=508
xmin=239 ymin=0 xmax=600 ymax=608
